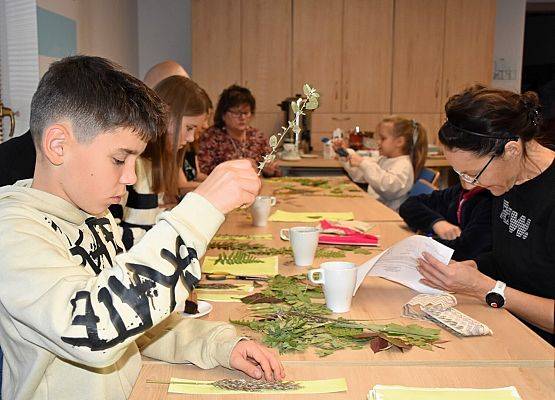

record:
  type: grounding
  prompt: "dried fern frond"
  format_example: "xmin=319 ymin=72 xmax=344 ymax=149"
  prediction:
xmin=215 ymin=251 xmax=264 ymax=265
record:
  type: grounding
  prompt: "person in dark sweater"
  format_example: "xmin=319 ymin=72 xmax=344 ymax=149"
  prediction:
xmin=417 ymin=85 xmax=554 ymax=345
xmin=0 ymin=130 xmax=35 ymax=187
xmin=399 ymin=181 xmax=493 ymax=261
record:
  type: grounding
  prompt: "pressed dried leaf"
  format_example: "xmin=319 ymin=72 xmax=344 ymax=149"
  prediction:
xmin=241 ymin=293 xmax=283 ymax=304
xmin=370 ymin=337 xmax=391 ymax=353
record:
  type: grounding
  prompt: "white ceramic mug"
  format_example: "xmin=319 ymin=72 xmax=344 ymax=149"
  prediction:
xmin=280 ymin=226 xmax=319 ymax=267
xmin=250 ymin=196 xmax=276 ymax=227
xmin=308 ymin=261 xmax=357 ymax=313
xmin=283 ymin=143 xmax=296 ymax=153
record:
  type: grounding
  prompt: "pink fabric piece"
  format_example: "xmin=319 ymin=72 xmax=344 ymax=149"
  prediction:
xmin=318 ymin=220 xmax=379 ymax=246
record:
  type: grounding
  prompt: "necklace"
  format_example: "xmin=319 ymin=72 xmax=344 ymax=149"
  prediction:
xmin=227 ymin=131 xmax=247 ymax=158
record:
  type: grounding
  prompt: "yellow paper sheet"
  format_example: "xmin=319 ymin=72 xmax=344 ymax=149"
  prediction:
xmin=368 ymin=385 xmax=522 ymax=400
xmin=196 ymin=283 xmax=253 ymax=302
xmin=268 ymin=210 xmax=354 ymax=222
xmin=202 ymin=255 xmax=278 ymax=276
xmin=196 ymin=292 xmax=248 ymax=302
xmin=168 ymin=377 xmax=347 ymax=395
xmin=213 ymin=234 xmax=273 ymax=241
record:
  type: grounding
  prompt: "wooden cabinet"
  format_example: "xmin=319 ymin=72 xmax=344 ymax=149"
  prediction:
xmin=397 ymin=113 xmax=443 ymax=145
xmin=342 ymin=0 xmax=394 ymax=113
xmin=442 ymin=0 xmax=496 ymax=106
xmin=192 ymin=0 xmax=496 ymax=146
xmin=192 ymin=0 xmax=241 ymax=104
xmin=242 ymin=0 xmax=291 ymax=113
xmin=292 ymin=0 xmax=343 ymax=113
xmin=392 ymin=0 xmax=445 ymax=113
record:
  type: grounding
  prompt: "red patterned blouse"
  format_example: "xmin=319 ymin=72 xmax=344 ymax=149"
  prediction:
xmin=198 ymin=125 xmax=279 ymax=176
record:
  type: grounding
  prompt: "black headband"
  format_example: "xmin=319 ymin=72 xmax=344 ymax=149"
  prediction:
xmin=443 ymin=121 xmax=519 ymax=142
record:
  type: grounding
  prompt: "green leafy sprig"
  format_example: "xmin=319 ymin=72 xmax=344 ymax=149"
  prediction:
xmin=231 ymin=275 xmax=442 ymax=356
xmin=257 ymin=84 xmax=320 ymax=175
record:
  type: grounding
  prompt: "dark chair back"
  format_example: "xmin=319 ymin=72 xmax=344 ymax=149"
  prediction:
xmin=419 ymin=167 xmax=440 ymax=186
xmin=408 ymin=179 xmax=436 ymax=197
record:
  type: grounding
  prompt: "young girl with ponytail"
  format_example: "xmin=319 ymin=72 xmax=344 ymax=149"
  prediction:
xmin=334 ymin=116 xmax=428 ymax=211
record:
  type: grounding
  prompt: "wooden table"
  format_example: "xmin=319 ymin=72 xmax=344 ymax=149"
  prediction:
xmin=130 ymin=363 xmax=554 ymax=400
xmin=259 ymin=177 xmax=403 ymax=222
xmin=278 ymin=154 xmax=451 ymax=177
xmin=130 ymin=177 xmax=554 ymax=399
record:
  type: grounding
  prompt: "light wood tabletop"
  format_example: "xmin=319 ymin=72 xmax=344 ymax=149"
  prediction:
xmin=259 ymin=176 xmax=403 ymax=222
xmin=130 ymin=363 xmax=555 ymax=400
xmin=130 ymin=177 xmax=553 ymax=399
xmin=277 ymin=154 xmax=451 ymax=169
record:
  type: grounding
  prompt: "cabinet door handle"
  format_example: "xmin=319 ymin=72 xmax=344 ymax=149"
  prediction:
xmin=334 ymin=81 xmax=339 ymax=100
xmin=435 ymin=79 xmax=439 ymax=100
xmin=344 ymin=81 xmax=349 ymax=100
xmin=332 ymin=117 xmax=351 ymax=121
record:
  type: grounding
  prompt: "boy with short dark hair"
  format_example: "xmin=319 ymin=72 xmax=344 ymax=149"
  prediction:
xmin=0 ymin=56 xmax=283 ymax=400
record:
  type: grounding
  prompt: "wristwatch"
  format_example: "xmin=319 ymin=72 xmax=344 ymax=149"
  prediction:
xmin=485 ymin=281 xmax=506 ymax=308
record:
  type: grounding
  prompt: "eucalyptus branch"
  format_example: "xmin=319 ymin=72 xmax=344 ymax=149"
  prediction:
xmin=257 ymin=84 xmax=320 ymax=175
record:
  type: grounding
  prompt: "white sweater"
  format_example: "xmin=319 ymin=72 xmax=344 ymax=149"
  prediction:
xmin=0 ymin=181 xmax=241 ymax=400
xmin=341 ymin=154 xmax=414 ymax=211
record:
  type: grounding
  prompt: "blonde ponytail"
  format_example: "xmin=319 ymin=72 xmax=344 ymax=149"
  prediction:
xmin=380 ymin=116 xmax=428 ymax=181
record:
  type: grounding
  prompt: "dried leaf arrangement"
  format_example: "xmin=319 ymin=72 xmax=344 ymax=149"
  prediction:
xmin=209 ymin=240 xmax=347 ymax=259
xmin=232 ymin=275 xmax=442 ymax=356
xmin=333 ymin=245 xmax=374 ymax=255
xmin=270 ymin=177 xmax=330 ymax=187
xmin=272 ymin=181 xmax=363 ymax=198
xmin=196 ymin=283 xmax=240 ymax=290
xmin=213 ymin=234 xmax=273 ymax=241
xmin=147 ymin=378 xmax=301 ymax=392
xmin=257 ymin=84 xmax=320 ymax=175
xmin=214 ymin=251 xmax=264 ymax=265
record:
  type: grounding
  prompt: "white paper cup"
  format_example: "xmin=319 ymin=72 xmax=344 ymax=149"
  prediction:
xmin=250 ymin=196 xmax=276 ymax=227
xmin=280 ymin=226 xmax=319 ymax=267
xmin=308 ymin=261 xmax=356 ymax=313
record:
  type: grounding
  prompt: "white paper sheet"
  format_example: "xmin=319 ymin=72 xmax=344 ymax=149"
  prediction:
xmin=354 ymin=235 xmax=454 ymax=295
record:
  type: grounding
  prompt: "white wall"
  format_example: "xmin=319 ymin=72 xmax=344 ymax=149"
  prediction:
xmin=0 ymin=0 xmax=40 ymax=139
xmin=492 ymin=0 xmax=527 ymax=92
xmin=137 ymin=0 xmax=191 ymax=80
xmin=37 ymin=0 xmax=139 ymax=77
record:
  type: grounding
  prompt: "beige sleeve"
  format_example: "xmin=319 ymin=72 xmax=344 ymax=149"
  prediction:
xmin=358 ymin=158 xmax=413 ymax=199
xmin=0 ymin=193 xmax=225 ymax=369
xmin=340 ymin=159 xmax=367 ymax=183
xmin=137 ymin=313 xmax=242 ymax=369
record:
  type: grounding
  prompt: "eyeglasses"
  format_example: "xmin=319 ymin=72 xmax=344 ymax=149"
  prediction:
xmin=227 ymin=109 xmax=252 ymax=118
xmin=453 ymin=154 xmax=496 ymax=185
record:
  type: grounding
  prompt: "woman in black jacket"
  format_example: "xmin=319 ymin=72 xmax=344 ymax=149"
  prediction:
xmin=417 ymin=85 xmax=554 ymax=344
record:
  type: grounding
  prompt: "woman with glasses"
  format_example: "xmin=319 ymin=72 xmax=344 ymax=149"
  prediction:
xmin=197 ymin=84 xmax=280 ymax=177
xmin=417 ymin=85 xmax=554 ymax=344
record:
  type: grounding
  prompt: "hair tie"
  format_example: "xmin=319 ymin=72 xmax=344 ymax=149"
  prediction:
xmin=522 ymin=98 xmax=541 ymax=126
xmin=411 ymin=120 xmax=419 ymax=147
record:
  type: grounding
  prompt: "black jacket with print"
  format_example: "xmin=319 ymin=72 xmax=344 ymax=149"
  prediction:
xmin=477 ymin=159 xmax=555 ymax=344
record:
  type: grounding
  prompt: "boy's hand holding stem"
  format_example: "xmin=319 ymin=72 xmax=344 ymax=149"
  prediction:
xmin=194 ymin=159 xmax=261 ymax=214
xmin=192 ymin=159 xmax=286 ymax=380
